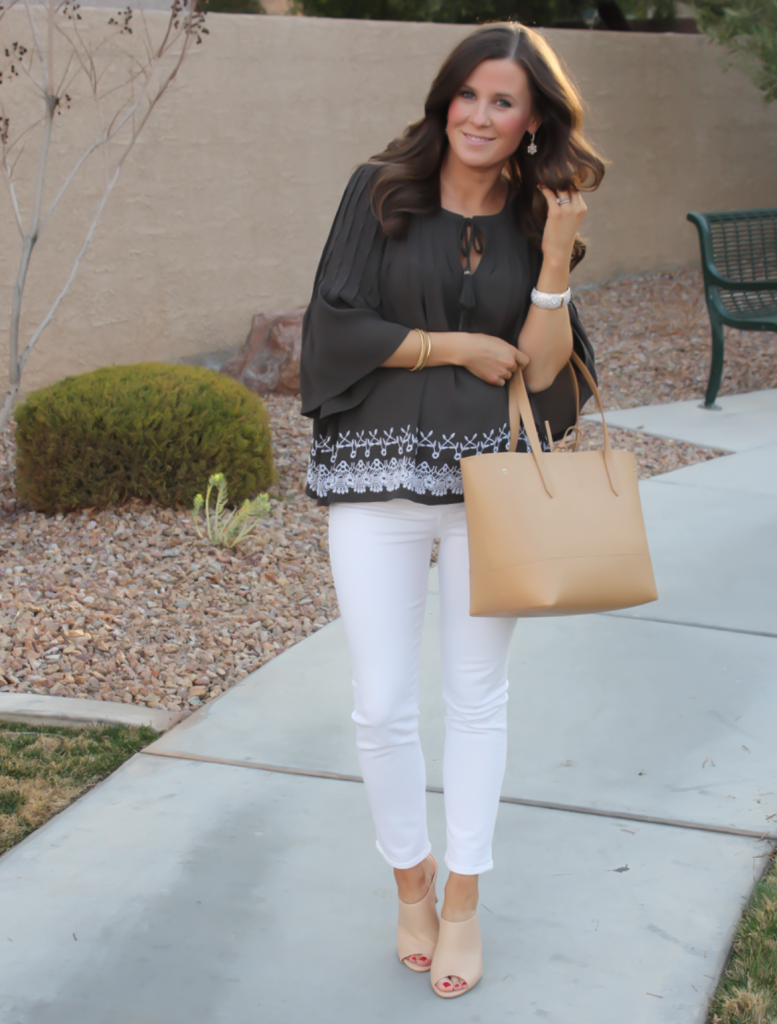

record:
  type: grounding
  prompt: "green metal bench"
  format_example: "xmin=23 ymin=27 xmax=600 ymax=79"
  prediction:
xmin=687 ymin=207 xmax=777 ymax=408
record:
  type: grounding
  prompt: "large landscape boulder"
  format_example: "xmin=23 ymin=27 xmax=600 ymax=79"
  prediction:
xmin=221 ymin=306 xmax=306 ymax=396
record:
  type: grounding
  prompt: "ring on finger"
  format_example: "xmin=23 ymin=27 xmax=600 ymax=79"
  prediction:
xmin=556 ymin=194 xmax=571 ymax=206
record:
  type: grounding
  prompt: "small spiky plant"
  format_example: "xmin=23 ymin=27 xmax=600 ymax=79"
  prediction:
xmin=192 ymin=473 xmax=270 ymax=550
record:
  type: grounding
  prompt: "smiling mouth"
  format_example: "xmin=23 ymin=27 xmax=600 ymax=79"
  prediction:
xmin=461 ymin=131 xmax=495 ymax=145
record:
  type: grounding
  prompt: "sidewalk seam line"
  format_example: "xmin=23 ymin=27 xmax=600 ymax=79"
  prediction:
xmin=602 ymin=613 xmax=777 ymax=639
xmin=140 ymin=748 xmax=777 ymax=843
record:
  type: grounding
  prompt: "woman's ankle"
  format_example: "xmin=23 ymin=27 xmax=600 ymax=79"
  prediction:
xmin=441 ymin=871 xmax=479 ymax=919
xmin=394 ymin=855 xmax=433 ymax=903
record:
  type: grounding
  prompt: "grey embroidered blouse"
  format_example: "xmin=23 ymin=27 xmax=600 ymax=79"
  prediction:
xmin=300 ymin=164 xmax=596 ymax=506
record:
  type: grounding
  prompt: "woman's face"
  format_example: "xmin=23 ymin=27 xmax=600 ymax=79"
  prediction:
xmin=446 ymin=59 xmax=540 ymax=171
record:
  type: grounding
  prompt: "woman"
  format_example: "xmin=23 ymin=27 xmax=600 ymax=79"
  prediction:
xmin=300 ymin=22 xmax=604 ymax=998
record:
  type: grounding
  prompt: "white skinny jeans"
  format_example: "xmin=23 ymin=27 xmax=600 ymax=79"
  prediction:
xmin=328 ymin=499 xmax=517 ymax=875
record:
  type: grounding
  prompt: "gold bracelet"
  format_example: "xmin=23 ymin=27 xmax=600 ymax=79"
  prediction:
xmin=418 ymin=329 xmax=432 ymax=370
xmin=410 ymin=328 xmax=428 ymax=372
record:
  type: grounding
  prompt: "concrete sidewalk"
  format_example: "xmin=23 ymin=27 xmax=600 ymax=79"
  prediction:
xmin=584 ymin=387 xmax=777 ymax=453
xmin=0 ymin=692 xmax=181 ymax=731
xmin=1 ymin=394 xmax=776 ymax=1024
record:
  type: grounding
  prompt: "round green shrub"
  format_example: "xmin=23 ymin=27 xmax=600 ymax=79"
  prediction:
xmin=13 ymin=362 xmax=276 ymax=514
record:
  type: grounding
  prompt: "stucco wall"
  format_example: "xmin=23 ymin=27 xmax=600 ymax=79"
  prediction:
xmin=1 ymin=11 xmax=776 ymax=395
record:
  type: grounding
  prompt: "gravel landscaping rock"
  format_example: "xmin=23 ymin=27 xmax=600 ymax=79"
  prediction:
xmin=1 ymin=269 xmax=774 ymax=712
xmin=0 ymin=395 xmax=335 ymax=713
xmin=573 ymin=268 xmax=777 ymax=410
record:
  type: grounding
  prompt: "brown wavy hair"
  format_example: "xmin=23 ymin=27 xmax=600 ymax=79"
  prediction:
xmin=369 ymin=23 xmax=605 ymax=269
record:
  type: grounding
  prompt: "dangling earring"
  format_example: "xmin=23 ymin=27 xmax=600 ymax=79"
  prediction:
xmin=527 ymin=131 xmax=537 ymax=155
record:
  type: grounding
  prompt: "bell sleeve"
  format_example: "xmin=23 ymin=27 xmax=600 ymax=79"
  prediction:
xmin=300 ymin=164 xmax=410 ymax=420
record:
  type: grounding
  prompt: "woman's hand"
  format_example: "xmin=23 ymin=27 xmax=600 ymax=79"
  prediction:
xmin=382 ymin=329 xmax=529 ymax=387
xmin=537 ymin=185 xmax=587 ymax=269
xmin=458 ymin=333 xmax=530 ymax=387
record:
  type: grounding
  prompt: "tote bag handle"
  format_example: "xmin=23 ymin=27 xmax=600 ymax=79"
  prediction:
xmin=508 ymin=351 xmax=621 ymax=498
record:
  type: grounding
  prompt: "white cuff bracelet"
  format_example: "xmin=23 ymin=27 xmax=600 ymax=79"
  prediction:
xmin=531 ymin=286 xmax=572 ymax=310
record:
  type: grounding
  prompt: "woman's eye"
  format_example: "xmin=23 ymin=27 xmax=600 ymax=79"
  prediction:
xmin=459 ymin=89 xmax=475 ymax=99
xmin=496 ymin=99 xmax=512 ymax=108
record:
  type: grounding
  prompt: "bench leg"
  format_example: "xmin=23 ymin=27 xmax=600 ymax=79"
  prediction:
xmin=703 ymin=316 xmax=724 ymax=409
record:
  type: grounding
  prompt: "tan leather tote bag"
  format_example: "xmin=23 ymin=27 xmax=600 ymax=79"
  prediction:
xmin=461 ymin=352 xmax=658 ymax=617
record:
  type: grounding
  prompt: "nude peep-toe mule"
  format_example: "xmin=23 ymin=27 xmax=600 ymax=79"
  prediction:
xmin=430 ymin=910 xmax=483 ymax=998
xmin=397 ymin=855 xmax=439 ymax=973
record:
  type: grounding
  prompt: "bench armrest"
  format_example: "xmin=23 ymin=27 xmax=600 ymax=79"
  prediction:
xmin=687 ymin=211 xmax=777 ymax=291
xmin=705 ymin=270 xmax=777 ymax=291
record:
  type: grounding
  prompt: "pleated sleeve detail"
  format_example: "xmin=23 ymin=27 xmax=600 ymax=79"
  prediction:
xmin=300 ymin=164 xmax=410 ymax=419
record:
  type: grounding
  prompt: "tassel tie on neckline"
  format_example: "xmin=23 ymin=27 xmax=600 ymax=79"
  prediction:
xmin=458 ymin=218 xmax=484 ymax=331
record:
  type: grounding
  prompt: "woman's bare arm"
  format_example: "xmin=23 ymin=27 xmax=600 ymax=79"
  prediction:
xmin=517 ymin=185 xmax=587 ymax=393
xmin=381 ymin=330 xmax=529 ymax=386
xmin=516 ymin=255 xmax=573 ymax=393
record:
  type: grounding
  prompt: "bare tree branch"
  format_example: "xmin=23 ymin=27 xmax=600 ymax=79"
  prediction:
xmin=22 ymin=0 xmax=49 ymax=89
xmin=39 ymin=26 xmax=189 ymax=231
xmin=0 ymin=0 xmax=22 ymax=20
xmin=15 ymin=43 xmax=46 ymax=93
xmin=0 ymin=0 xmax=206 ymax=432
xmin=2 ymin=165 xmax=24 ymax=235
xmin=0 ymin=383 xmax=20 ymax=435
xmin=53 ymin=47 xmax=74 ymax=97
xmin=38 ymin=133 xmax=103 ymax=233
xmin=19 ymin=163 xmax=121 ymax=377
xmin=47 ymin=0 xmax=55 ymax=89
xmin=3 ymin=114 xmax=47 ymax=156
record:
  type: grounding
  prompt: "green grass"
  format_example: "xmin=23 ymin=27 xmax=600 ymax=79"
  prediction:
xmin=0 ymin=720 xmax=157 ymax=855
xmin=709 ymin=850 xmax=777 ymax=1024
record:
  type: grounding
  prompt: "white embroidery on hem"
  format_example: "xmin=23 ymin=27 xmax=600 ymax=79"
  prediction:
xmin=307 ymin=422 xmax=548 ymax=499
xmin=307 ymin=457 xmax=464 ymax=498
xmin=309 ymin=423 xmax=513 ymax=463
